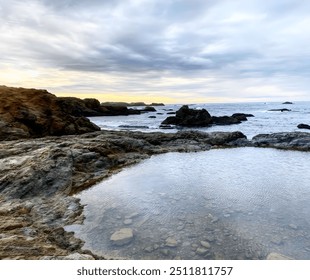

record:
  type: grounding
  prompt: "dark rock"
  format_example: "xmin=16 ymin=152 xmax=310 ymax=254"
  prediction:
xmin=282 ymin=102 xmax=293 ymax=104
xmin=211 ymin=116 xmax=241 ymax=125
xmin=268 ymin=108 xmax=291 ymax=112
xmin=252 ymin=132 xmax=310 ymax=150
xmin=166 ymin=112 xmax=176 ymax=115
xmin=297 ymin=124 xmax=310 ymax=130
xmin=231 ymin=113 xmax=254 ymax=121
xmin=162 ymin=105 xmax=212 ymax=126
xmin=148 ymin=116 xmax=157 ymax=118
xmin=141 ymin=106 xmax=156 ymax=112
xmin=162 ymin=116 xmax=178 ymax=125
xmin=159 ymin=124 xmax=175 ymax=129
xmin=119 ymin=125 xmax=149 ymax=129
xmin=101 ymin=106 xmax=141 ymax=116
xmin=161 ymin=105 xmax=252 ymax=127
xmin=150 ymin=103 xmax=165 ymax=106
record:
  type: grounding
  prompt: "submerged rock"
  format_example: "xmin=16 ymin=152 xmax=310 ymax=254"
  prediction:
xmin=110 ymin=228 xmax=134 ymax=246
xmin=266 ymin=252 xmax=293 ymax=260
xmin=165 ymin=237 xmax=178 ymax=247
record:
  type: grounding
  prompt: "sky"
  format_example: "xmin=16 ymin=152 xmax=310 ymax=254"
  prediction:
xmin=1 ymin=0 xmax=310 ymax=103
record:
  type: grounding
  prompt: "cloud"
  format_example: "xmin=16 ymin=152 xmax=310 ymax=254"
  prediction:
xmin=1 ymin=0 xmax=310 ymax=101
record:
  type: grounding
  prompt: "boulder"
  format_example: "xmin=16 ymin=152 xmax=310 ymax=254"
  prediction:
xmin=162 ymin=105 xmax=212 ymax=126
xmin=211 ymin=116 xmax=241 ymax=125
xmin=141 ymin=106 xmax=156 ymax=112
xmin=231 ymin=113 xmax=254 ymax=121
xmin=110 ymin=228 xmax=134 ymax=246
xmin=297 ymin=124 xmax=310 ymax=130
xmin=282 ymin=102 xmax=293 ymax=104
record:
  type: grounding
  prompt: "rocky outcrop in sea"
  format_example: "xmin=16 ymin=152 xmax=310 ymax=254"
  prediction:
xmin=161 ymin=105 xmax=253 ymax=127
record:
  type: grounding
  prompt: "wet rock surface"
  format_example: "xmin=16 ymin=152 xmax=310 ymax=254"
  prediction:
xmin=0 ymin=129 xmax=245 ymax=259
xmin=252 ymin=132 xmax=310 ymax=151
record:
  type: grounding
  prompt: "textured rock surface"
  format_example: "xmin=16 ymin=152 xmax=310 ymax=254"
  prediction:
xmin=110 ymin=228 xmax=134 ymax=246
xmin=252 ymin=132 xmax=310 ymax=151
xmin=162 ymin=105 xmax=252 ymax=127
xmin=1 ymin=129 xmax=309 ymax=259
xmin=0 ymin=86 xmax=100 ymax=140
xmin=0 ymin=129 xmax=246 ymax=259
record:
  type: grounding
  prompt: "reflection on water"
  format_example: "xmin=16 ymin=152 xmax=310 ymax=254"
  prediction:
xmin=66 ymin=148 xmax=310 ymax=259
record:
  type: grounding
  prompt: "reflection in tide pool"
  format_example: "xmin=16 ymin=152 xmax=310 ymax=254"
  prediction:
xmin=66 ymin=148 xmax=310 ymax=259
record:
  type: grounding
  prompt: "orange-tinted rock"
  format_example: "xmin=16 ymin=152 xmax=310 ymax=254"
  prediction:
xmin=0 ymin=86 xmax=100 ymax=140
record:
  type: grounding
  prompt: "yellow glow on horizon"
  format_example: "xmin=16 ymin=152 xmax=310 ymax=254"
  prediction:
xmin=53 ymin=92 xmax=232 ymax=104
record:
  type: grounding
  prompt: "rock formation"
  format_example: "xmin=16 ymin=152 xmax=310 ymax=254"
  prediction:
xmin=297 ymin=124 xmax=310 ymax=130
xmin=268 ymin=108 xmax=291 ymax=112
xmin=0 ymin=86 xmax=100 ymax=140
xmin=0 ymin=129 xmax=247 ymax=259
xmin=161 ymin=105 xmax=253 ymax=127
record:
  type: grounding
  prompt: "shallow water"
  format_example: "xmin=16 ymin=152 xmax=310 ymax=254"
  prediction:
xmin=66 ymin=148 xmax=310 ymax=259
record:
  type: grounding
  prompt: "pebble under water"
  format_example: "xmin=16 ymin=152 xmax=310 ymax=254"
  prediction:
xmin=66 ymin=148 xmax=310 ymax=259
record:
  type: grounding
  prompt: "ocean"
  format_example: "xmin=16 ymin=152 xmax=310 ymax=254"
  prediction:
xmin=88 ymin=101 xmax=310 ymax=139
xmin=66 ymin=101 xmax=310 ymax=260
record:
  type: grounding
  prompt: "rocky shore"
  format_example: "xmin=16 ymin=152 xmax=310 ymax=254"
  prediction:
xmin=1 ymin=86 xmax=309 ymax=260
xmin=1 ymin=129 xmax=309 ymax=259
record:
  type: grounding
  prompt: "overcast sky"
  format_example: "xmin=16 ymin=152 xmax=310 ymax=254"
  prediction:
xmin=1 ymin=0 xmax=310 ymax=103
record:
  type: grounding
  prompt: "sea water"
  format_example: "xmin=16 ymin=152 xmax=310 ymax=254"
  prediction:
xmin=66 ymin=147 xmax=310 ymax=260
xmin=88 ymin=101 xmax=310 ymax=138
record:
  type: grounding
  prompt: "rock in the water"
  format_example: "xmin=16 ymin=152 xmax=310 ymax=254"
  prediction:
xmin=231 ymin=113 xmax=254 ymax=121
xmin=297 ymin=124 xmax=310 ymax=130
xmin=200 ymin=241 xmax=211 ymax=248
xmin=211 ymin=116 xmax=241 ymax=125
xmin=252 ymin=132 xmax=310 ymax=150
xmin=282 ymin=101 xmax=293 ymax=104
xmin=268 ymin=108 xmax=291 ymax=112
xmin=196 ymin=247 xmax=209 ymax=255
xmin=165 ymin=237 xmax=178 ymax=247
xmin=162 ymin=105 xmax=212 ymax=126
xmin=266 ymin=252 xmax=293 ymax=260
xmin=161 ymin=105 xmax=251 ymax=127
xmin=123 ymin=219 xmax=133 ymax=225
xmin=141 ymin=106 xmax=156 ymax=112
xmin=110 ymin=228 xmax=134 ymax=246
